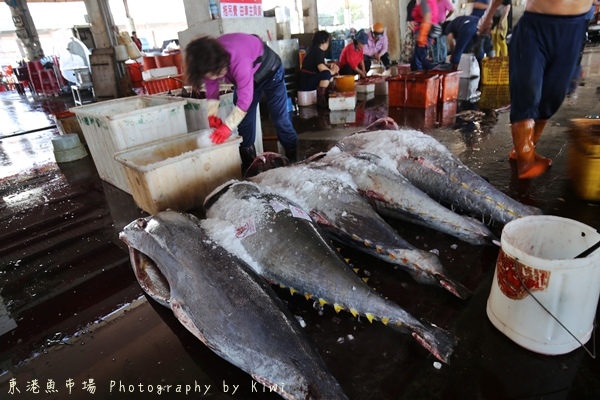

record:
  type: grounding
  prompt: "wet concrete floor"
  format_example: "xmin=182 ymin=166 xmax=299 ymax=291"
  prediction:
xmin=1 ymin=48 xmax=599 ymax=399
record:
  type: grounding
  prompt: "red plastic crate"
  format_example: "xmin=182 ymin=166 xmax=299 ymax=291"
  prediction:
xmin=437 ymin=100 xmax=457 ymax=127
xmin=387 ymin=73 xmax=440 ymax=108
xmin=424 ymin=70 xmax=461 ymax=103
xmin=142 ymin=74 xmax=184 ymax=94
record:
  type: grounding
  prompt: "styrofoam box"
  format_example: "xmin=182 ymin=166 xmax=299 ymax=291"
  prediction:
xmin=329 ymin=110 xmax=356 ymax=125
xmin=328 ymin=92 xmax=356 ymax=111
xmin=356 ymin=83 xmax=375 ymax=93
xmin=70 ymin=96 xmax=188 ymax=193
xmin=114 ymin=131 xmax=242 ymax=215
xmin=142 ymin=66 xmax=178 ymax=81
xmin=357 ymin=92 xmax=375 ymax=102
xmin=458 ymin=54 xmax=480 ymax=79
xmin=298 ymin=90 xmax=317 ymax=106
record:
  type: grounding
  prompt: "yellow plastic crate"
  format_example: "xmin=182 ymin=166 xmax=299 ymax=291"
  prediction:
xmin=481 ymin=57 xmax=509 ymax=86
xmin=479 ymin=84 xmax=510 ymax=110
xmin=568 ymin=119 xmax=600 ymax=201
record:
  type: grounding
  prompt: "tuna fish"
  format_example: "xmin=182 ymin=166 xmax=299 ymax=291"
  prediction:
xmin=250 ymin=164 xmax=471 ymax=299
xmin=305 ymin=150 xmax=496 ymax=246
xmin=202 ymin=181 xmax=455 ymax=364
xmin=119 ymin=210 xmax=349 ymax=400
xmin=336 ymin=129 xmax=543 ymax=226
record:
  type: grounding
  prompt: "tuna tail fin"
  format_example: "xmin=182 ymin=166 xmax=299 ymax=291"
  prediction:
xmin=412 ymin=324 xmax=455 ymax=365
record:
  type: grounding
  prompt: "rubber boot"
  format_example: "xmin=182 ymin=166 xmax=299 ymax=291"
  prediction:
xmin=284 ymin=147 xmax=297 ymax=163
xmin=239 ymin=145 xmax=256 ymax=177
xmin=317 ymin=86 xmax=328 ymax=109
xmin=511 ymin=119 xmax=552 ymax=179
xmin=509 ymin=119 xmax=548 ymax=159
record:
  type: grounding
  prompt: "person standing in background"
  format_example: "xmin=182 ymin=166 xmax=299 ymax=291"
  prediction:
xmin=298 ymin=30 xmax=339 ymax=108
xmin=432 ymin=0 xmax=454 ymax=64
xmin=338 ymin=29 xmax=369 ymax=78
xmin=479 ymin=0 xmax=593 ymax=179
xmin=410 ymin=0 xmax=439 ymax=71
xmin=470 ymin=0 xmax=495 ymax=58
xmin=491 ymin=0 xmax=511 ymax=57
xmin=131 ymin=31 xmax=142 ymax=51
xmin=402 ymin=0 xmax=418 ymax=63
xmin=363 ymin=22 xmax=391 ymax=72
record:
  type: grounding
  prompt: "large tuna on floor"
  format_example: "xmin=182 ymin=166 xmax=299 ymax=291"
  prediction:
xmin=119 ymin=211 xmax=349 ymax=400
xmin=335 ymin=129 xmax=543 ymax=226
xmin=250 ymin=164 xmax=471 ymax=299
xmin=202 ymin=181 xmax=455 ymax=364
xmin=305 ymin=150 xmax=496 ymax=246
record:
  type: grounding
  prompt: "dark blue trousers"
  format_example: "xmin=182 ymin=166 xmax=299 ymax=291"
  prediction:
xmin=235 ymin=64 xmax=298 ymax=150
xmin=509 ymin=12 xmax=588 ymax=122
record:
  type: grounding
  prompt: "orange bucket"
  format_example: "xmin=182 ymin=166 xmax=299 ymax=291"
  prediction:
xmin=335 ymin=75 xmax=355 ymax=92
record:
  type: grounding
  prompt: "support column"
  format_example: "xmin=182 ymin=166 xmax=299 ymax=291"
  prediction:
xmin=82 ymin=0 xmax=118 ymax=49
xmin=5 ymin=0 xmax=44 ymax=60
xmin=302 ymin=0 xmax=318 ymax=34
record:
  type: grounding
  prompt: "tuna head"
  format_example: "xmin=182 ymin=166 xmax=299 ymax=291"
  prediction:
xmin=120 ymin=210 xmax=349 ymax=400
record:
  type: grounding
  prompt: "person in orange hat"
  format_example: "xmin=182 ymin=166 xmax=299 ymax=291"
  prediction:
xmin=363 ymin=22 xmax=390 ymax=72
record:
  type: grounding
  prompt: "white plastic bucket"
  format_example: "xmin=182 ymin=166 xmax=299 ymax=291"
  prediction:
xmin=52 ymin=134 xmax=88 ymax=163
xmin=487 ymin=215 xmax=600 ymax=355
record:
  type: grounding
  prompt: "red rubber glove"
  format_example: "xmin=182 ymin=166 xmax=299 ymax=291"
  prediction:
xmin=208 ymin=115 xmax=223 ymax=129
xmin=210 ymin=124 xmax=232 ymax=144
xmin=417 ymin=22 xmax=431 ymax=47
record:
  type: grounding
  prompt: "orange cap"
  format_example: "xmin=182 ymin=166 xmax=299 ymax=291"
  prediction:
xmin=373 ymin=22 xmax=384 ymax=33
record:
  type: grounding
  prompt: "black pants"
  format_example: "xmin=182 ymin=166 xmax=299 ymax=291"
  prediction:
xmin=364 ymin=53 xmax=391 ymax=72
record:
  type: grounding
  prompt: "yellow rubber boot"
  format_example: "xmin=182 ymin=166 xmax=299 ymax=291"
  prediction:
xmin=511 ymin=119 xmax=552 ymax=179
xmin=509 ymin=119 xmax=548 ymax=159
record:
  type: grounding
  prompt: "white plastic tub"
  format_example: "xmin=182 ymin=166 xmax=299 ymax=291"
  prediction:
xmin=70 ymin=96 xmax=188 ymax=193
xmin=156 ymin=92 xmax=263 ymax=153
xmin=487 ymin=215 xmax=600 ymax=355
xmin=114 ymin=131 xmax=242 ymax=215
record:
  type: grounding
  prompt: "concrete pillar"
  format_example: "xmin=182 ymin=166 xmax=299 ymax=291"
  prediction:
xmin=5 ymin=0 xmax=44 ymax=60
xmin=82 ymin=0 xmax=118 ymax=48
xmin=302 ymin=0 xmax=318 ymax=34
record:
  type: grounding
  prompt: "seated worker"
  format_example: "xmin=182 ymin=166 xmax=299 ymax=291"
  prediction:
xmin=185 ymin=33 xmax=298 ymax=173
xmin=363 ymin=22 xmax=391 ymax=72
xmin=444 ymin=15 xmax=482 ymax=71
xmin=298 ymin=30 xmax=340 ymax=108
xmin=338 ymin=29 xmax=369 ymax=79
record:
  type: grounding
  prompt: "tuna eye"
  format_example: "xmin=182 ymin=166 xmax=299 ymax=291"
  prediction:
xmin=136 ymin=218 xmax=147 ymax=229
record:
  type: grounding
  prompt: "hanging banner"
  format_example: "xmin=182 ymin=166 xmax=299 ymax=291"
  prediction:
xmin=220 ymin=0 xmax=263 ymax=18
